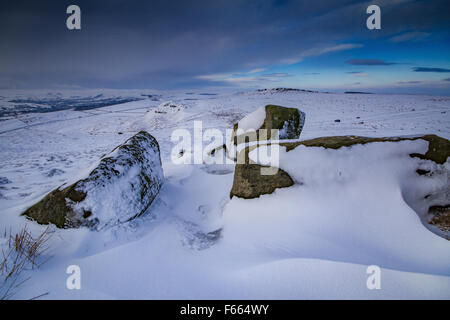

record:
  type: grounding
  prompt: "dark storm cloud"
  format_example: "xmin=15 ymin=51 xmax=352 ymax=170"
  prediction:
xmin=397 ymin=80 xmax=423 ymax=84
xmin=346 ymin=59 xmax=397 ymax=66
xmin=413 ymin=67 xmax=450 ymax=73
xmin=0 ymin=0 xmax=449 ymax=89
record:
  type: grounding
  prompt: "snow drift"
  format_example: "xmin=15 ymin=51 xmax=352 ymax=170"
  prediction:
xmin=239 ymin=134 xmax=450 ymax=240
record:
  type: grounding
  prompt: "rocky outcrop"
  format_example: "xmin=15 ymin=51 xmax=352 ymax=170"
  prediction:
xmin=232 ymin=104 xmax=306 ymax=145
xmin=23 ymin=131 xmax=164 ymax=230
xmin=230 ymin=134 xmax=449 ymax=200
xmin=263 ymin=105 xmax=305 ymax=139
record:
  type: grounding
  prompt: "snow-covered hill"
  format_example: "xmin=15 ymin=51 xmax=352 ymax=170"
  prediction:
xmin=0 ymin=89 xmax=449 ymax=299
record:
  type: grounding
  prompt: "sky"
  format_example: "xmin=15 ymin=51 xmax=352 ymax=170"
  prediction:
xmin=1 ymin=0 xmax=449 ymax=94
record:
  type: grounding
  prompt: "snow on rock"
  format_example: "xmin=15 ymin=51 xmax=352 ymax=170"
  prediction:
xmin=223 ymin=138 xmax=450 ymax=282
xmin=264 ymin=104 xmax=306 ymax=140
xmin=402 ymin=159 xmax=450 ymax=240
xmin=23 ymin=131 xmax=164 ymax=230
xmin=243 ymin=134 xmax=450 ymax=239
xmin=277 ymin=134 xmax=450 ymax=164
xmin=231 ymin=104 xmax=306 ymax=147
xmin=236 ymin=105 xmax=266 ymax=132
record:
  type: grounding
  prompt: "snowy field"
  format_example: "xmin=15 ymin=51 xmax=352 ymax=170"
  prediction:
xmin=0 ymin=89 xmax=449 ymax=299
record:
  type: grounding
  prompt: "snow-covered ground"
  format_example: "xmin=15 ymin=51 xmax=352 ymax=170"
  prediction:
xmin=0 ymin=89 xmax=449 ymax=299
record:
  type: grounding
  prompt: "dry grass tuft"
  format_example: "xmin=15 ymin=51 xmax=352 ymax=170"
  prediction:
xmin=0 ymin=225 xmax=53 ymax=300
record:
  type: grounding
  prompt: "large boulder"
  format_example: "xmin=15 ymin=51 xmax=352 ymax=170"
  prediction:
xmin=230 ymin=133 xmax=450 ymax=240
xmin=232 ymin=105 xmax=306 ymax=145
xmin=263 ymin=104 xmax=305 ymax=139
xmin=23 ymin=131 xmax=164 ymax=230
xmin=208 ymin=105 xmax=305 ymax=162
xmin=230 ymin=134 xmax=450 ymax=200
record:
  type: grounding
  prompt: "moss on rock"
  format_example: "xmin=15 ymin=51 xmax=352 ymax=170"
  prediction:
xmin=262 ymin=105 xmax=304 ymax=139
xmin=281 ymin=134 xmax=450 ymax=164
xmin=22 ymin=185 xmax=87 ymax=228
xmin=230 ymin=164 xmax=294 ymax=199
xmin=232 ymin=104 xmax=306 ymax=145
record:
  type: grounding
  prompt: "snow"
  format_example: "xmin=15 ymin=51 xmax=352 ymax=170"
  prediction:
xmin=236 ymin=105 xmax=266 ymax=131
xmin=70 ymin=132 xmax=164 ymax=230
xmin=138 ymin=101 xmax=186 ymax=130
xmin=244 ymin=141 xmax=450 ymax=275
xmin=0 ymin=89 xmax=449 ymax=299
